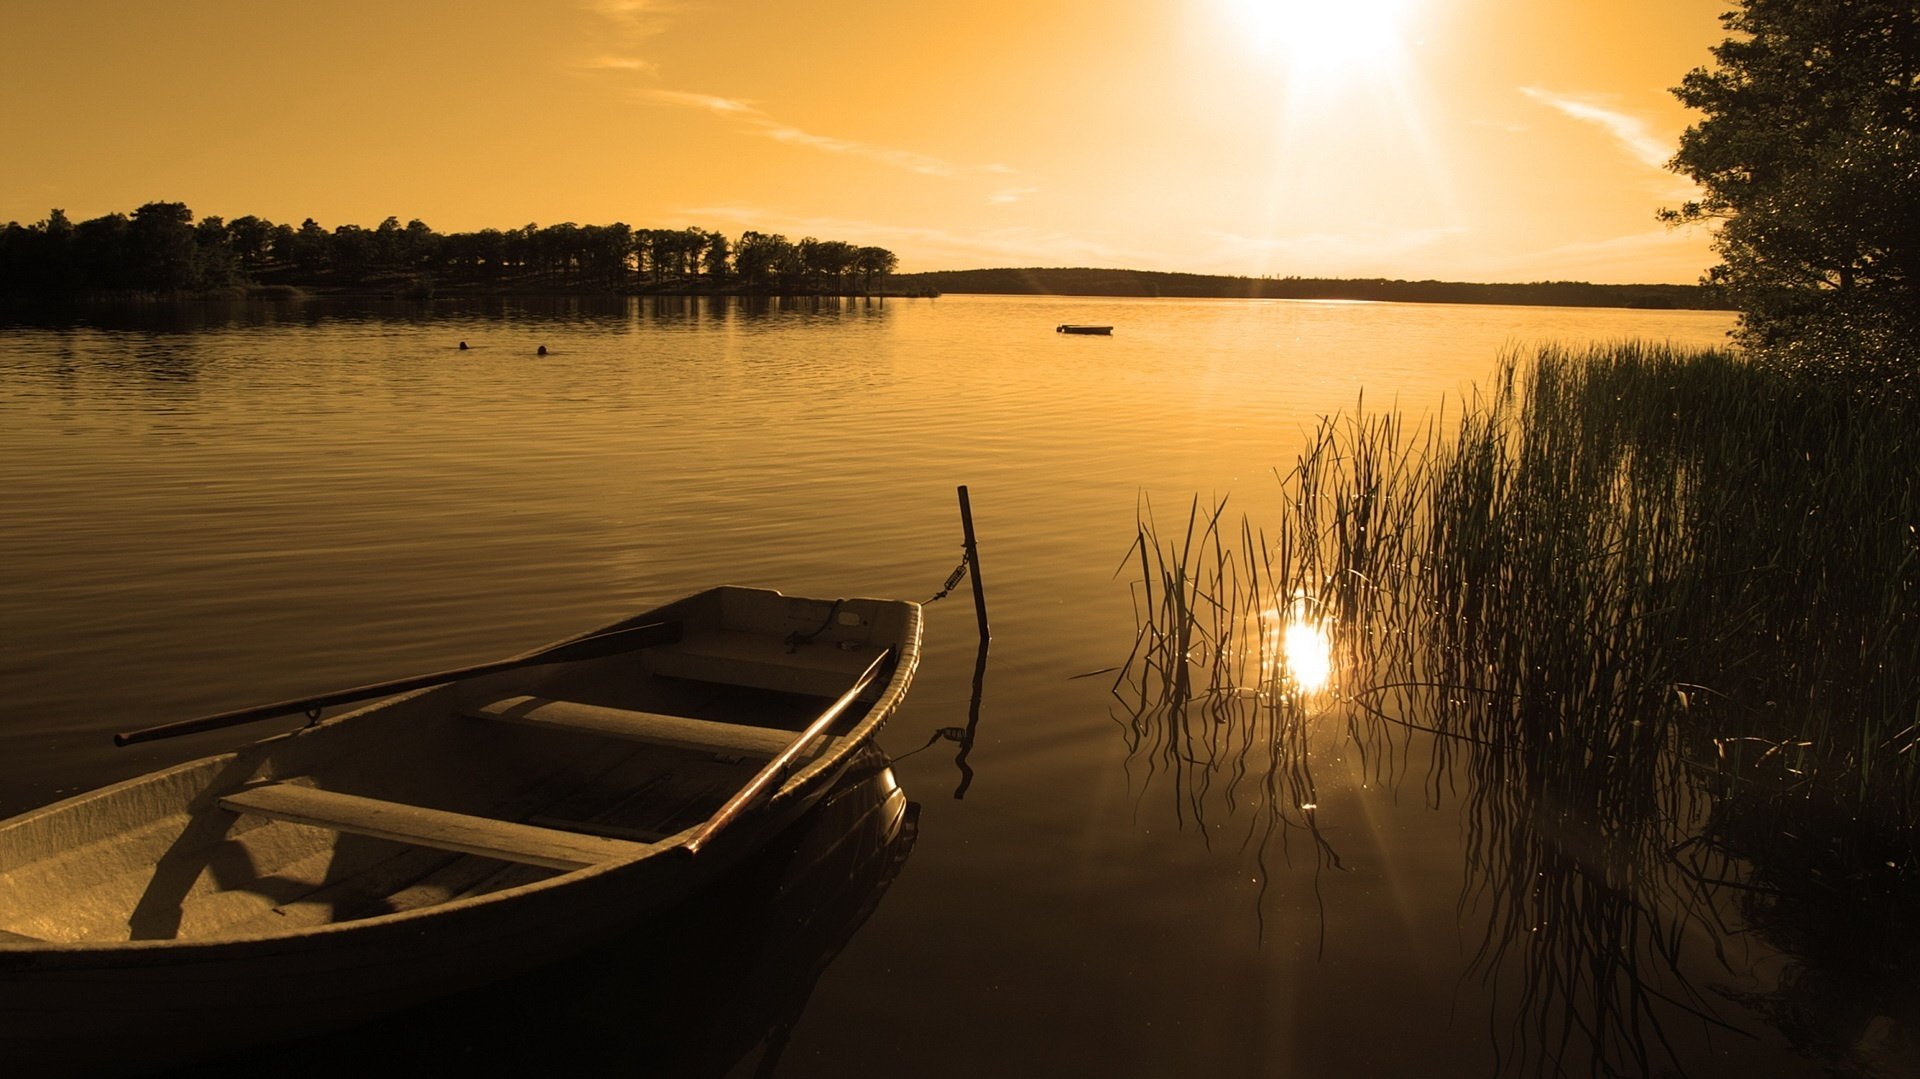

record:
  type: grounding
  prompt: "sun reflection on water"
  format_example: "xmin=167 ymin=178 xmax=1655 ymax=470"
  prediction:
xmin=1261 ymin=593 xmax=1335 ymax=697
xmin=1282 ymin=618 xmax=1334 ymax=694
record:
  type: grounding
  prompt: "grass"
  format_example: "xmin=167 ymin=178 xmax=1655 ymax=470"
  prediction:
xmin=1115 ymin=341 xmax=1920 ymax=1074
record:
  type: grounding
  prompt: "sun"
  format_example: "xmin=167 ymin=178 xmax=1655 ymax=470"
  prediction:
xmin=1225 ymin=0 xmax=1415 ymax=82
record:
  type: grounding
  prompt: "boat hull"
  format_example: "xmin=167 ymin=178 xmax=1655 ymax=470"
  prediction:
xmin=3 ymin=811 xmax=781 ymax=1074
xmin=0 ymin=586 xmax=922 ymax=1075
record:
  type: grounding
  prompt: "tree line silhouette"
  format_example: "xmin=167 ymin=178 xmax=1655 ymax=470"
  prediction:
xmin=888 ymin=267 xmax=1726 ymax=310
xmin=0 ymin=202 xmax=900 ymax=296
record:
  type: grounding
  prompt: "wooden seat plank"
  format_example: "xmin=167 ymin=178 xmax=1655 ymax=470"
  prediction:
xmin=218 ymin=784 xmax=652 ymax=872
xmin=645 ymin=629 xmax=884 ymax=697
xmin=469 ymin=696 xmax=831 ymax=760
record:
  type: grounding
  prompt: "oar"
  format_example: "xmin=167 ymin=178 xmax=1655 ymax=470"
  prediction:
xmin=114 ymin=620 xmax=682 ymax=746
xmin=683 ymin=647 xmax=893 ymax=857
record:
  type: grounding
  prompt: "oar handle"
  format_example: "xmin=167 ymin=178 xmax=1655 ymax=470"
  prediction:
xmin=114 ymin=620 xmax=682 ymax=746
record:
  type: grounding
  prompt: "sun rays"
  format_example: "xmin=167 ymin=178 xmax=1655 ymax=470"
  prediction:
xmin=1223 ymin=0 xmax=1418 ymax=89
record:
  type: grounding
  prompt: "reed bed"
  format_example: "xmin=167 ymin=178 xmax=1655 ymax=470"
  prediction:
xmin=1116 ymin=341 xmax=1920 ymax=1074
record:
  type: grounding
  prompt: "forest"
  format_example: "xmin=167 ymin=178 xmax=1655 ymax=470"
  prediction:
xmin=2 ymin=203 xmax=1734 ymax=310
xmin=888 ymin=267 xmax=1726 ymax=310
xmin=0 ymin=202 xmax=900 ymax=297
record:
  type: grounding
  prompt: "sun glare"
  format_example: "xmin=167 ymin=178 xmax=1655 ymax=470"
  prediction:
xmin=1281 ymin=616 xmax=1333 ymax=694
xmin=1258 ymin=593 xmax=1335 ymax=696
xmin=1226 ymin=0 xmax=1413 ymax=81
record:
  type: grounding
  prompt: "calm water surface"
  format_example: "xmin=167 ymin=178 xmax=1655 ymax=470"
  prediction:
xmin=4 ymin=294 xmax=1825 ymax=1076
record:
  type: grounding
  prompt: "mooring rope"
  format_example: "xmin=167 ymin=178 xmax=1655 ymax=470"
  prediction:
xmin=783 ymin=598 xmax=844 ymax=651
xmin=926 ymin=556 xmax=969 ymax=603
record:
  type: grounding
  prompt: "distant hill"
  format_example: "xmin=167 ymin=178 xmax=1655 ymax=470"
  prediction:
xmin=889 ymin=267 xmax=1728 ymax=310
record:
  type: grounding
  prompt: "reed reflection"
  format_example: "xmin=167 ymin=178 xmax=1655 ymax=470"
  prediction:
xmin=1117 ymin=344 xmax=1920 ymax=1075
xmin=1114 ymin=490 xmax=1365 ymax=932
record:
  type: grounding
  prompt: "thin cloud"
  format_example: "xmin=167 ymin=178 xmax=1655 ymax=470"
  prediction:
xmin=682 ymin=204 xmax=1127 ymax=270
xmin=574 ymin=0 xmax=681 ymax=73
xmin=642 ymin=89 xmax=758 ymax=116
xmin=578 ymin=55 xmax=657 ymax=74
xmin=586 ymin=0 xmax=681 ymax=39
xmin=640 ymin=89 xmax=964 ymax=177
xmin=581 ymin=3 xmax=1016 ymax=184
xmin=989 ymin=187 xmax=1042 ymax=205
xmin=761 ymin=123 xmax=958 ymax=177
xmin=1519 ymin=87 xmax=1672 ymax=172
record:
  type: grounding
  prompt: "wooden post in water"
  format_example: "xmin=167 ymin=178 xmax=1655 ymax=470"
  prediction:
xmin=957 ymin=485 xmax=990 ymax=645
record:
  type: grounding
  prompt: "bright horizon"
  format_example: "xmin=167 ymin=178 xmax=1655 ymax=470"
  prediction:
xmin=1 ymin=0 xmax=1725 ymax=284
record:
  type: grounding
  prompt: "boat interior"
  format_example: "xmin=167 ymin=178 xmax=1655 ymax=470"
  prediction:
xmin=0 ymin=588 xmax=917 ymax=946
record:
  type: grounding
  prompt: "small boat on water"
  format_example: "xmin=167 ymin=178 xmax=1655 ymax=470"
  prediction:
xmin=187 ymin=743 xmax=919 ymax=1075
xmin=1057 ymin=324 xmax=1113 ymax=335
xmin=0 ymin=585 xmax=921 ymax=1073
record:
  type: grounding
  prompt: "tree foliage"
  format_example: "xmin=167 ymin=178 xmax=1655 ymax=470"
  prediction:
xmin=1666 ymin=0 xmax=1920 ymax=375
xmin=0 ymin=203 xmax=897 ymax=297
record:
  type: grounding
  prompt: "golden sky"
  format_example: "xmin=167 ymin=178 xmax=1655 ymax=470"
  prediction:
xmin=1 ymin=0 xmax=1727 ymax=283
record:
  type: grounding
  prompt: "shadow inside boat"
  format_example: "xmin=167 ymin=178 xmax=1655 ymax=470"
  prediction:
xmin=153 ymin=746 xmax=919 ymax=1077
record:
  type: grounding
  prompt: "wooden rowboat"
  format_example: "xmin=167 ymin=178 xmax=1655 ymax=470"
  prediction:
xmin=1056 ymin=324 xmax=1113 ymax=335
xmin=188 ymin=744 xmax=919 ymax=1074
xmin=0 ymin=585 xmax=921 ymax=1074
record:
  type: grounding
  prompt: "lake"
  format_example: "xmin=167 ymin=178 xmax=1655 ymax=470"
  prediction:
xmin=4 ymin=293 xmax=1833 ymax=1076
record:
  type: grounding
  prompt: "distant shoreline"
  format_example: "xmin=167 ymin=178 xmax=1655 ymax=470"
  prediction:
xmin=0 ymin=268 xmax=1730 ymax=312
xmin=888 ymin=267 xmax=1730 ymax=311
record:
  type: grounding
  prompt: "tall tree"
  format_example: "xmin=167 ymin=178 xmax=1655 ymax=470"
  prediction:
xmin=127 ymin=201 xmax=201 ymax=290
xmin=810 ymin=240 xmax=857 ymax=292
xmin=373 ymin=216 xmax=406 ymax=269
xmin=193 ymin=215 xmax=240 ymax=286
xmin=290 ymin=218 xmax=331 ymax=275
xmin=74 ymin=213 xmax=133 ymax=290
xmin=330 ymin=223 xmax=375 ymax=279
xmin=227 ymin=215 xmax=276 ymax=271
xmin=732 ymin=230 xmax=788 ymax=292
xmin=853 ymin=246 xmax=898 ymax=292
xmin=403 ymin=218 xmax=437 ymax=269
xmin=1666 ymin=0 xmax=1920 ymax=374
xmin=40 ymin=209 xmax=77 ymax=290
xmin=702 ymin=230 xmax=731 ymax=283
xmin=581 ymin=221 xmax=632 ymax=286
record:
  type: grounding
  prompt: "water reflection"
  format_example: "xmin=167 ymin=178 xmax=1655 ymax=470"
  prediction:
xmin=130 ymin=338 xmax=203 ymax=384
xmin=1116 ymin=352 xmax=1920 ymax=1075
xmin=1265 ymin=592 xmax=1333 ymax=696
xmin=0 ymin=293 xmax=898 ymax=335
xmin=0 ymin=294 xmax=1798 ymax=1074
xmin=1118 ymin=497 xmax=1747 ymax=1072
xmin=950 ymin=636 xmax=990 ymax=800
xmin=1114 ymin=501 xmax=1347 ymax=935
xmin=1698 ymin=790 xmax=1920 ymax=1074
